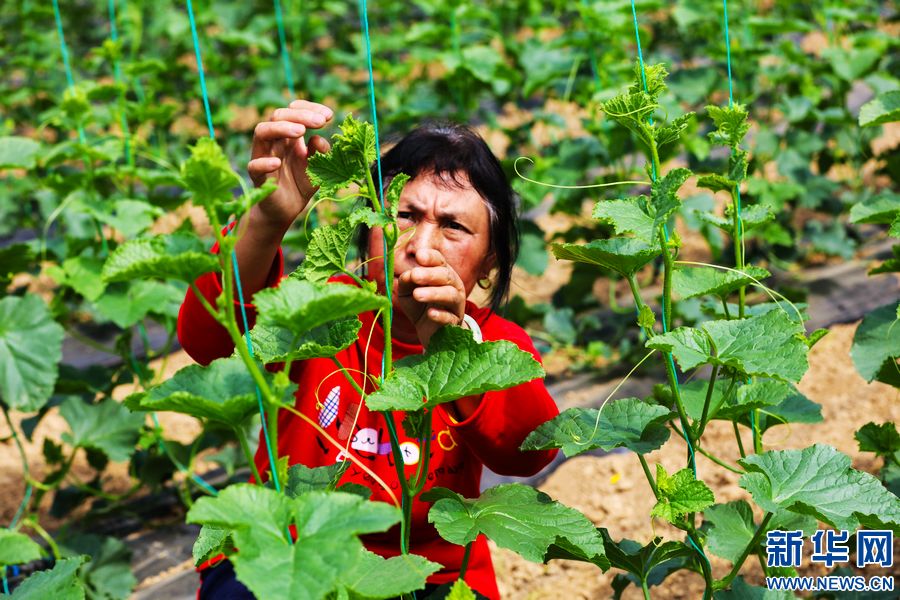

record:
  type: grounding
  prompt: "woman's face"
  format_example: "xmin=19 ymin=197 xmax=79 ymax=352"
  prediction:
xmin=366 ymin=171 xmax=493 ymax=301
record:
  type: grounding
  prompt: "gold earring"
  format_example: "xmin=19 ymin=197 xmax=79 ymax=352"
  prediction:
xmin=477 ymin=277 xmax=491 ymax=290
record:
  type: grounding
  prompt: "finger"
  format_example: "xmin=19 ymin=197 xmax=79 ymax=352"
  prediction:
xmin=411 ymin=285 xmax=463 ymax=306
xmin=248 ymin=157 xmax=281 ymax=184
xmin=424 ymin=307 xmax=462 ymax=327
xmin=308 ymin=135 xmax=331 ymax=156
xmin=251 ymin=121 xmax=305 ymax=159
xmin=415 ymin=248 xmax=446 ymax=268
xmin=288 ymin=100 xmax=334 ymax=120
xmin=270 ymin=107 xmax=329 ymax=129
xmin=405 ymin=265 xmax=461 ymax=288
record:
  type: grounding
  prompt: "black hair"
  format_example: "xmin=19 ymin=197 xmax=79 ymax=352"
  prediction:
xmin=357 ymin=122 xmax=519 ymax=313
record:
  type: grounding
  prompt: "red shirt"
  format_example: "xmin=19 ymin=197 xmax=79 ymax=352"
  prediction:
xmin=177 ymin=245 xmax=559 ymax=599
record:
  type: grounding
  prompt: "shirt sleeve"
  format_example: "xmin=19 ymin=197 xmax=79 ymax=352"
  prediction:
xmin=443 ymin=317 xmax=559 ymax=477
xmin=176 ymin=228 xmax=285 ymax=366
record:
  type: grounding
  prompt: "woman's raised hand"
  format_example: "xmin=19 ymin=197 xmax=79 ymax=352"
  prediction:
xmin=247 ymin=100 xmax=334 ymax=232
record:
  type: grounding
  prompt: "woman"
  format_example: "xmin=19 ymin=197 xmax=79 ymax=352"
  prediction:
xmin=178 ymin=100 xmax=559 ymax=599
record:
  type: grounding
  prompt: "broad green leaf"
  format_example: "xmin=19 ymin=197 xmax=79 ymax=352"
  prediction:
xmin=307 ymin=115 xmax=376 ymax=198
xmin=254 ymin=279 xmax=389 ymax=338
xmin=855 ymin=422 xmax=900 ymax=457
xmin=251 ymin=319 xmax=361 ymax=364
xmin=187 ymin=485 xmax=400 ymax=600
xmin=0 ymin=136 xmax=41 ymax=169
xmin=101 ymin=232 xmax=219 ymax=283
xmin=520 ymin=398 xmax=672 ymax=457
xmin=656 ymin=113 xmax=694 ymax=149
xmin=365 ymin=326 xmax=543 ymax=411
xmin=592 ymin=196 xmax=655 ymax=243
xmin=423 ymin=484 xmax=608 ymax=569
xmin=850 ymin=192 xmax=900 ymax=225
xmin=181 ymin=138 xmax=240 ymax=208
xmin=125 ymin=355 xmax=295 ymax=424
xmin=337 ymin=551 xmax=441 ymax=599
xmin=672 ymin=265 xmax=770 ymax=299
xmin=714 ymin=576 xmax=793 ymax=599
xmin=598 ymin=529 xmax=693 ymax=589
xmin=859 ymin=90 xmax=900 ymax=127
xmin=739 ymin=444 xmax=900 ymax=532
xmin=551 ymin=239 xmax=660 ymax=277
xmin=95 ymin=199 xmax=163 ymax=238
xmin=707 ymin=104 xmax=750 ymax=148
xmin=651 ymin=168 xmax=691 ymax=231
xmin=0 ymin=530 xmax=43 ymax=566
xmin=59 ymin=533 xmax=136 ymax=600
xmin=192 ymin=526 xmax=232 ymax=566
xmin=295 ymin=220 xmax=354 ymax=283
xmin=93 ymin=280 xmax=183 ymax=328
xmin=0 ymin=294 xmax=65 ymax=411
xmin=285 ymin=463 xmax=343 ymax=497
xmin=695 ymin=204 xmax=774 ymax=232
xmin=850 ymin=302 xmax=900 ymax=386
xmin=46 ymin=256 xmax=106 ymax=301
xmin=647 ymin=310 xmax=809 ymax=382
xmin=650 ymin=465 xmax=715 ymax=523
xmin=60 ymin=398 xmax=144 ymax=462
xmin=745 ymin=384 xmax=822 ymax=433
xmin=11 ymin=556 xmax=86 ymax=600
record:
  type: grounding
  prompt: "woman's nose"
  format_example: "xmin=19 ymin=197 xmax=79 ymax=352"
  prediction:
xmin=403 ymin=222 xmax=440 ymax=255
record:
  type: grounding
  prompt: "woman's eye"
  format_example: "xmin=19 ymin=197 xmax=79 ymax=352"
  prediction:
xmin=397 ymin=211 xmax=413 ymax=221
xmin=446 ymin=221 xmax=467 ymax=232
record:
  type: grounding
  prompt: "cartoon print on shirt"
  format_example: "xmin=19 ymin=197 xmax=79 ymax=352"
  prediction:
xmin=399 ymin=440 xmax=420 ymax=465
xmin=350 ymin=426 xmax=392 ymax=460
xmin=318 ymin=385 xmax=340 ymax=427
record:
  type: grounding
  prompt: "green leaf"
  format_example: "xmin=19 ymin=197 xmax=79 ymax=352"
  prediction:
xmin=0 ymin=243 xmax=34 ymax=287
xmin=59 ymin=533 xmax=136 ymax=600
xmin=592 ymin=196 xmax=655 ymax=243
xmin=859 ymin=90 xmax=900 ymax=127
xmin=714 ymin=576 xmax=793 ymax=599
xmin=95 ymin=199 xmax=164 ymax=238
xmin=651 ymin=168 xmax=692 ymax=231
xmin=295 ymin=220 xmax=354 ymax=284
xmin=337 ymin=551 xmax=441 ymax=599
xmin=655 ymin=113 xmax=694 ymax=149
xmin=385 ymin=173 xmax=410 ymax=219
xmin=125 ymin=356 xmax=294 ymax=424
xmin=697 ymin=174 xmax=737 ymax=194
xmin=11 ymin=557 xmax=87 ymax=600
xmin=739 ymin=444 xmax=900 ymax=532
xmin=254 ymin=279 xmax=389 ymax=338
xmin=93 ymin=281 xmax=183 ymax=328
xmin=193 ymin=526 xmax=232 ymax=566
xmin=850 ymin=192 xmax=900 ymax=225
xmin=672 ymin=266 xmax=770 ymax=299
xmin=180 ymin=138 xmax=240 ymax=208
xmin=307 ymin=115 xmax=376 ymax=198
xmin=0 ymin=294 xmax=65 ymax=411
xmin=598 ymin=529 xmax=693 ymax=589
xmin=707 ymin=104 xmax=750 ymax=148
xmin=850 ymin=302 xmax=900 ymax=386
xmin=349 ymin=206 xmax=391 ymax=229
xmin=629 ymin=62 xmax=669 ymax=99
xmin=365 ymin=326 xmax=543 ymax=411
xmin=520 ymin=398 xmax=672 ymax=457
xmin=0 ymin=530 xmax=43 ymax=567
xmin=703 ymin=501 xmax=784 ymax=564
xmin=650 ymin=464 xmax=715 ymax=523
xmin=285 ymin=464 xmax=343 ymax=497
xmin=647 ymin=310 xmax=809 ymax=382
xmin=0 ymin=136 xmax=41 ymax=169
xmin=60 ymin=398 xmax=144 ymax=462
xmin=746 ymin=383 xmax=822 ymax=433
xmin=551 ymin=239 xmax=660 ymax=277
xmin=601 ymin=92 xmax=656 ymax=146
xmin=47 ymin=256 xmax=107 ymax=301
xmin=187 ymin=484 xmax=400 ymax=599
xmin=251 ymin=319 xmax=361 ymax=364
xmin=101 ymin=232 xmax=219 ymax=284
xmin=695 ymin=204 xmax=774 ymax=232
xmin=444 ymin=579 xmax=477 ymax=600
xmin=423 ymin=484 xmax=608 ymax=569
xmin=855 ymin=422 xmax=900 ymax=458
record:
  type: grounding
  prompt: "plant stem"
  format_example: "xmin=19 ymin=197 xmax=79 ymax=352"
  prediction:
xmin=697 ymin=365 xmax=720 ymax=440
xmin=733 ymin=422 xmax=746 ymax=458
xmin=383 ymin=412 xmax=411 ymax=554
xmin=641 ymin=578 xmax=651 ymax=600
xmin=670 ymin=424 xmax=743 ymax=473
xmin=626 ymin=274 xmax=654 ymax=339
xmin=687 ymin=529 xmax=714 ymax=599
xmin=715 ymin=512 xmax=773 ymax=590
xmin=411 ymin=416 xmax=433 ymax=494
xmin=65 ymin=325 xmax=118 ymax=355
xmin=235 ymin=426 xmax=262 ymax=484
xmin=459 ymin=541 xmax=473 ymax=580
xmin=752 ymin=411 xmax=763 ymax=454
xmin=25 ymin=518 xmax=60 ymax=560
xmin=730 ymin=189 xmax=746 ymax=319
xmin=638 ymin=454 xmax=659 ymax=500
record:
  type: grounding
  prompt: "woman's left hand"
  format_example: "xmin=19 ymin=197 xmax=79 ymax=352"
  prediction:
xmin=396 ymin=248 xmax=467 ymax=348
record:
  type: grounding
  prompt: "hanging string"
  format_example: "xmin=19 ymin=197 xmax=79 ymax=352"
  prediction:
xmin=272 ymin=0 xmax=295 ymax=97
xmin=183 ymin=0 xmax=282 ymax=494
xmin=51 ymin=0 xmax=85 ymax=144
xmin=107 ymin=0 xmax=132 ymax=164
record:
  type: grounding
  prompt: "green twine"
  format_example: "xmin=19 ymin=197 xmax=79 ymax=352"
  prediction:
xmin=107 ymin=0 xmax=132 ymax=165
xmin=185 ymin=0 xmax=215 ymax=138
xmin=273 ymin=0 xmax=295 ymax=97
xmin=51 ymin=0 xmax=85 ymax=144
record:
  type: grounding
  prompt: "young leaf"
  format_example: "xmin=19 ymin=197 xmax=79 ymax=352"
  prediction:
xmin=0 ymin=530 xmax=43 ymax=567
xmin=697 ymin=174 xmax=737 ymax=195
xmin=656 ymin=113 xmax=694 ymax=149
xmin=855 ymin=422 xmax=900 ymax=458
xmin=598 ymin=529 xmax=693 ymax=591
xmin=551 ymin=239 xmax=660 ymax=277
xmin=706 ymin=104 xmax=750 ymax=148
xmin=250 ymin=319 xmax=361 ymax=364
xmin=592 ymin=196 xmax=655 ymax=243
xmin=423 ymin=484 xmax=609 ymax=569
xmin=337 ymin=551 xmax=441 ymax=599
xmin=0 ymin=294 xmax=64 ymax=411
xmin=10 ymin=556 xmax=87 ymax=600
xmin=125 ymin=355 xmax=296 ymax=424
xmin=101 ymin=232 xmax=219 ymax=284
xmin=60 ymin=398 xmax=144 ymax=462
xmin=739 ymin=444 xmax=900 ymax=532
xmin=694 ymin=204 xmax=774 ymax=232
xmin=365 ymin=326 xmax=543 ymax=411
xmin=650 ymin=168 xmax=692 ymax=231
xmin=255 ymin=278 xmax=389 ymax=337
xmin=850 ymin=302 xmax=900 ymax=387
xmin=307 ymin=114 xmax=376 ymax=198
xmin=193 ymin=525 xmax=232 ymax=566
xmin=713 ymin=576 xmax=794 ymax=599
xmin=385 ymin=173 xmax=410 ymax=219
xmin=181 ymin=137 xmax=241 ymax=209
xmin=520 ymin=398 xmax=673 ymax=457
xmin=647 ymin=310 xmax=809 ymax=382
xmin=672 ymin=265 xmax=770 ymax=300
xmin=294 ymin=220 xmax=354 ymax=284
xmin=629 ymin=62 xmax=668 ymax=99
xmin=650 ymin=465 xmax=715 ymax=523
xmin=187 ymin=485 xmax=401 ymax=599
